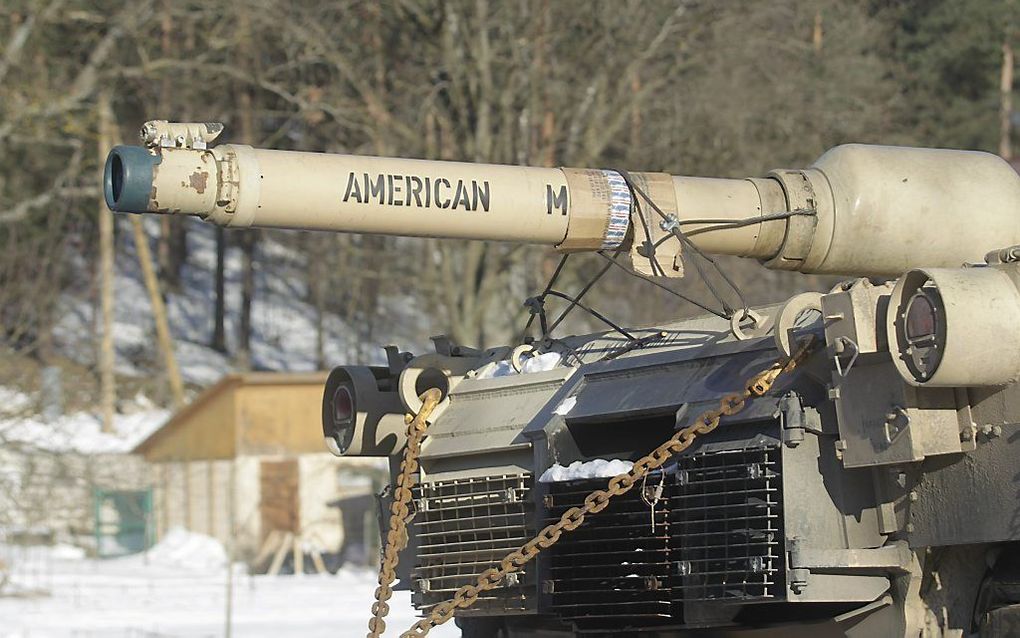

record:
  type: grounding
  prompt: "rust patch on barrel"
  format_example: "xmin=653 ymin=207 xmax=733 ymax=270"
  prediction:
xmin=189 ymin=170 xmax=209 ymax=194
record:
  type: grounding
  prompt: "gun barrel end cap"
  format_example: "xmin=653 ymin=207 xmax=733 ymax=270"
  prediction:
xmin=104 ymin=145 xmax=159 ymax=213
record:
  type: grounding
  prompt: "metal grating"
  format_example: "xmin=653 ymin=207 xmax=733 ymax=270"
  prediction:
xmin=411 ymin=473 xmax=535 ymax=614
xmin=671 ymin=445 xmax=784 ymax=603
xmin=545 ymin=473 xmax=677 ymax=630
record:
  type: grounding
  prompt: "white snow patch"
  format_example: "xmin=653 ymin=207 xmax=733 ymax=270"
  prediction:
xmin=539 ymin=459 xmax=634 ymax=483
xmin=553 ymin=396 xmax=577 ymax=416
xmin=144 ymin=528 xmax=227 ymax=571
xmin=520 ymin=352 xmax=562 ymax=374
xmin=474 ymin=360 xmax=512 ymax=379
xmin=475 ymin=352 xmax=562 ymax=379
xmin=0 ymin=387 xmax=33 ymax=417
xmin=0 ymin=399 xmax=169 ymax=454
xmin=48 ymin=544 xmax=86 ymax=561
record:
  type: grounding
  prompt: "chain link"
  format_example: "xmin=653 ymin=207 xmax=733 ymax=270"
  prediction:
xmin=367 ymin=388 xmax=443 ymax=638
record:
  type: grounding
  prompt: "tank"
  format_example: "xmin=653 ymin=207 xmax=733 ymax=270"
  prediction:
xmin=109 ymin=121 xmax=1020 ymax=637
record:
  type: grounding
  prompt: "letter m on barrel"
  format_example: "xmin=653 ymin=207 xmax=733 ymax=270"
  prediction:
xmin=546 ymin=184 xmax=568 ymax=216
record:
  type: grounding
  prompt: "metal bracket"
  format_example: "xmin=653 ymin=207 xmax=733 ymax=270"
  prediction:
xmin=140 ymin=120 xmax=223 ymax=150
xmin=384 ymin=345 xmax=414 ymax=377
xmin=779 ymin=392 xmax=805 ymax=447
xmin=790 ymin=541 xmax=912 ymax=574
xmin=789 ymin=567 xmax=809 ymax=594
xmin=883 ymin=406 xmax=910 ymax=446
xmin=430 ymin=335 xmax=482 ymax=358
xmin=832 ymin=336 xmax=859 ymax=377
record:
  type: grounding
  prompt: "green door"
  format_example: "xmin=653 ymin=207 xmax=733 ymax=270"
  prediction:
xmin=93 ymin=488 xmax=153 ymax=557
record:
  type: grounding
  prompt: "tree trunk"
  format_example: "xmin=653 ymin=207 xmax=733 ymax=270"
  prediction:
xmin=237 ymin=230 xmax=256 ymax=371
xmin=159 ymin=216 xmax=187 ymax=293
xmin=130 ymin=215 xmax=185 ymax=408
xmin=812 ymin=9 xmax=824 ymax=55
xmin=211 ymin=226 xmax=227 ymax=353
xmin=1001 ymin=40 xmax=1013 ymax=160
xmin=234 ymin=4 xmax=258 ymax=371
xmin=97 ymin=90 xmax=116 ymax=432
xmin=156 ymin=0 xmax=185 ymax=292
xmin=310 ymin=236 xmax=327 ymax=370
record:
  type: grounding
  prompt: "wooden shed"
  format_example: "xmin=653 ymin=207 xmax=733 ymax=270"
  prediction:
xmin=133 ymin=372 xmax=385 ymax=570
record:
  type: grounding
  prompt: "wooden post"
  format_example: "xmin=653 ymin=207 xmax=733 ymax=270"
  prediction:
xmin=97 ymin=91 xmax=116 ymax=433
xmin=253 ymin=530 xmax=282 ymax=569
xmin=307 ymin=531 xmax=329 ymax=575
xmin=130 ymin=215 xmax=185 ymax=408
xmin=293 ymin=534 xmax=304 ymax=576
xmin=309 ymin=546 xmax=328 ymax=575
xmin=207 ymin=460 xmax=215 ymax=537
xmin=267 ymin=532 xmax=293 ymax=576
xmin=183 ymin=460 xmax=192 ymax=530
xmin=1000 ymin=40 xmax=1014 ymax=160
xmin=159 ymin=463 xmax=169 ymax=540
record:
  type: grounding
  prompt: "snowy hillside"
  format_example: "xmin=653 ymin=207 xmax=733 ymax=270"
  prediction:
xmin=52 ymin=217 xmax=423 ymax=388
xmin=0 ymin=386 xmax=168 ymax=455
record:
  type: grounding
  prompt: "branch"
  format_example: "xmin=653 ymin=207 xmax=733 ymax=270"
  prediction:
xmin=0 ymin=0 xmax=154 ymax=143
xmin=0 ymin=0 xmax=65 ymax=86
xmin=0 ymin=186 xmax=98 ymax=225
xmin=114 ymin=59 xmax=367 ymax=133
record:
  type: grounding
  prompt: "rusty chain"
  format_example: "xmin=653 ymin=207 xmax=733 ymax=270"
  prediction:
xmin=395 ymin=336 xmax=816 ymax=638
xmin=367 ymin=388 xmax=443 ymax=638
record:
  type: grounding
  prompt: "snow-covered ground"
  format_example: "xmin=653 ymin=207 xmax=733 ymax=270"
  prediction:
xmin=0 ymin=531 xmax=460 ymax=638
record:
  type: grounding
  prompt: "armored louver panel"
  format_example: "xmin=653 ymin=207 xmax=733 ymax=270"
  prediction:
xmin=671 ymin=445 xmax=784 ymax=602
xmin=544 ymin=438 xmax=785 ymax=629
xmin=545 ymin=474 xmax=677 ymax=630
xmin=411 ymin=474 xmax=535 ymax=614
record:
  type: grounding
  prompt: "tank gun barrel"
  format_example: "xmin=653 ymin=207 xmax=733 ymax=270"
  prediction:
xmin=105 ymin=120 xmax=1020 ymax=277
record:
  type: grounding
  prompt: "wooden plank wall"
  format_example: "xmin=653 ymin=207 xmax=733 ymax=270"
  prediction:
xmin=236 ymin=383 xmax=326 ymax=456
xmin=154 ymin=459 xmax=251 ymax=555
